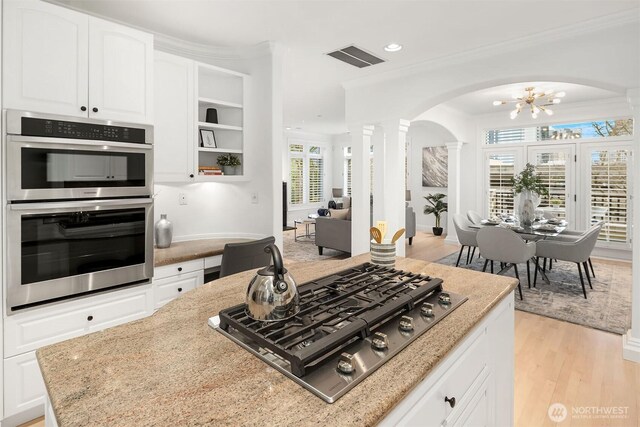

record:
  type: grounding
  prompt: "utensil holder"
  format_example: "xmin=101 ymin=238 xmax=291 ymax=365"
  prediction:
xmin=370 ymin=242 xmax=396 ymax=267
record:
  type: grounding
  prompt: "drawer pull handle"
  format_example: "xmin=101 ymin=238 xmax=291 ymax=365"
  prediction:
xmin=178 ymin=287 xmax=183 ymax=292
xmin=80 ymin=106 xmax=87 ymax=111
xmin=445 ymin=396 xmax=456 ymax=408
xmin=178 ymin=267 xmax=183 ymax=272
xmin=92 ymin=107 xmax=99 ymax=113
xmin=87 ymin=315 xmax=94 ymax=321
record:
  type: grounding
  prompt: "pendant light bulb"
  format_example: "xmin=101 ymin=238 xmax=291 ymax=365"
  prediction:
xmin=493 ymin=100 xmax=503 ymax=106
xmin=532 ymin=112 xmax=538 ymax=119
xmin=556 ymin=91 xmax=566 ymax=98
xmin=510 ymin=110 xmax=518 ymax=120
xmin=545 ymin=109 xmax=554 ymax=116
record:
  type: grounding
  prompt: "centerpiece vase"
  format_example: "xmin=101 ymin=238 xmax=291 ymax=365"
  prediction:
xmin=517 ymin=190 xmax=539 ymax=227
xmin=223 ymin=166 xmax=236 ymax=175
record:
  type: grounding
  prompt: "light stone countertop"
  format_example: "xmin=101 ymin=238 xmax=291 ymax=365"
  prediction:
xmin=37 ymin=255 xmax=517 ymax=427
xmin=154 ymin=238 xmax=252 ymax=267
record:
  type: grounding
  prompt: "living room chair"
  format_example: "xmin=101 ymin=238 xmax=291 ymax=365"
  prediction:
xmin=219 ymin=236 xmax=276 ymax=278
xmin=476 ymin=227 xmax=535 ymax=300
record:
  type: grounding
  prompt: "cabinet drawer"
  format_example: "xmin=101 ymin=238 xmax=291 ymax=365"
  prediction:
xmin=4 ymin=351 xmax=45 ymax=418
xmin=154 ymin=259 xmax=204 ymax=280
xmin=154 ymin=271 xmax=202 ymax=309
xmin=204 ymin=255 xmax=223 ymax=270
xmin=5 ymin=286 xmax=152 ymax=357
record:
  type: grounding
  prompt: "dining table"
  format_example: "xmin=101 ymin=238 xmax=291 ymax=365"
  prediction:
xmin=469 ymin=218 xmax=568 ymax=285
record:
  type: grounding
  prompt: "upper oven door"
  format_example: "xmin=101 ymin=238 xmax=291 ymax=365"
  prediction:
xmin=6 ymin=135 xmax=153 ymax=201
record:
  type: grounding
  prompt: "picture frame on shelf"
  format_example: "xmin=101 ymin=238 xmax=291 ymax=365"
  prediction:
xmin=200 ymin=129 xmax=217 ymax=148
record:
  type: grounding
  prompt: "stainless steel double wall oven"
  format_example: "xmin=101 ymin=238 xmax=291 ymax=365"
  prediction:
xmin=5 ymin=110 xmax=154 ymax=313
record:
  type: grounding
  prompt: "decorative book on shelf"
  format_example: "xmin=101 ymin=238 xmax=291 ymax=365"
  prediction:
xmin=199 ymin=166 xmax=223 ymax=176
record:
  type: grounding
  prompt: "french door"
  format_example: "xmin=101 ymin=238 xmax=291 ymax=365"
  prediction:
xmin=526 ymin=144 xmax=576 ymax=224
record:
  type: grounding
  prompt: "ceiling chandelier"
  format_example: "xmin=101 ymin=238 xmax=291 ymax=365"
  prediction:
xmin=493 ymin=87 xmax=565 ymax=119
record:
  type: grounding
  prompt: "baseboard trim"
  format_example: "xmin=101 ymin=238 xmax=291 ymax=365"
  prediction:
xmin=623 ymin=330 xmax=640 ymax=363
xmin=444 ymin=235 xmax=459 ymax=245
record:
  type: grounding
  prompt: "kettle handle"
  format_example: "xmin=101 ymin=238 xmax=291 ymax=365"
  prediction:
xmin=264 ymin=244 xmax=285 ymax=280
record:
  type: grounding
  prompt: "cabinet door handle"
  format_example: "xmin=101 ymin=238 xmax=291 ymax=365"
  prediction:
xmin=81 ymin=106 xmax=87 ymax=112
xmin=177 ymin=287 xmax=183 ymax=292
xmin=444 ymin=396 xmax=456 ymax=408
xmin=92 ymin=107 xmax=99 ymax=113
xmin=87 ymin=315 xmax=94 ymax=321
xmin=178 ymin=267 xmax=183 ymax=272
xmin=189 ymin=174 xmax=194 ymax=179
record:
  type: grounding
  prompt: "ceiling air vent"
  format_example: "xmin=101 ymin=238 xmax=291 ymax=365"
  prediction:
xmin=326 ymin=45 xmax=385 ymax=68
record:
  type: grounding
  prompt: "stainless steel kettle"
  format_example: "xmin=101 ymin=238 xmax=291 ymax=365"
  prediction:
xmin=245 ymin=244 xmax=300 ymax=322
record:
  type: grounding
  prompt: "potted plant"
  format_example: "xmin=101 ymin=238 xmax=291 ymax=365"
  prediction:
xmin=423 ymin=193 xmax=448 ymax=236
xmin=510 ymin=163 xmax=549 ymax=226
xmin=217 ymin=154 xmax=241 ymax=175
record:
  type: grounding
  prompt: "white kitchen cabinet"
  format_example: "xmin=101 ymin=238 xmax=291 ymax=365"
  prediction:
xmin=88 ymin=17 xmax=153 ymax=123
xmin=3 ymin=0 xmax=89 ymax=117
xmin=3 ymin=285 xmax=153 ymax=420
xmin=4 ymin=285 xmax=153 ymax=358
xmin=154 ymin=271 xmax=202 ymax=309
xmin=3 ymin=0 xmax=153 ymax=124
xmin=4 ymin=352 xmax=45 ymax=418
xmin=380 ymin=294 xmax=514 ymax=427
xmin=154 ymin=51 xmax=196 ymax=182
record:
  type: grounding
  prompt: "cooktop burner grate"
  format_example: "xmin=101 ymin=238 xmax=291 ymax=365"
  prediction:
xmin=218 ymin=263 xmax=444 ymax=377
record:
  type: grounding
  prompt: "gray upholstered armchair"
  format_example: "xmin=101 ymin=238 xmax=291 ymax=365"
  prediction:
xmin=406 ymin=206 xmax=416 ymax=245
xmin=315 ymin=215 xmax=351 ymax=255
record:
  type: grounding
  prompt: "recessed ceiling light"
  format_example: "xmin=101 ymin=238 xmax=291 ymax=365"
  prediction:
xmin=384 ymin=43 xmax=402 ymax=52
xmin=285 ymin=127 xmax=291 ymax=130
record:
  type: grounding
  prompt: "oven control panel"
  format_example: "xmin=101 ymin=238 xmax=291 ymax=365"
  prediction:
xmin=20 ymin=117 xmax=146 ymax=144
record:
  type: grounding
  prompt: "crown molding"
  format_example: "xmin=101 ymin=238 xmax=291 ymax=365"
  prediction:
xmin=45 ymin=0 xmax=274 ymax=62
xmin=343 ymin=9 xmax=639 ymax=90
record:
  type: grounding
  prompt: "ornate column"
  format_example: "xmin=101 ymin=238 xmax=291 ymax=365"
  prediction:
xmin=349 ymin=124 xmax=374 ymax=256
xmin=381 ymin=119 xmax=410 ymax=257
xmin=623 ymin=87 xmax=640 ymax=362
xmin=444 ymin=141 xmax=465 ymax=245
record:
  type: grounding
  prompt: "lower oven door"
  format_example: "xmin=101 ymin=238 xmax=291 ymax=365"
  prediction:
xmin=7 ymin=198 xmax=153 ymax=312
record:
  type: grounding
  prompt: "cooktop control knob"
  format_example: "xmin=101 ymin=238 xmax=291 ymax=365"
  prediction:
xmin=439 ymin=293 xmax=451 ymax=305
xmin=399 ymin=315 xmax=414 ymax=332
xmin=371 ymin=332 xmax=389 ymax=350
xmin=421 ymin=302 xmax=435 ymax=317
xmin=337 ymin=352 xmax=355 ymax=375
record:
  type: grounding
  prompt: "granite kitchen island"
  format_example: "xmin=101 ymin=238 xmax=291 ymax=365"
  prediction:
xmin=37 ymin=255 xmax=517 ymax=427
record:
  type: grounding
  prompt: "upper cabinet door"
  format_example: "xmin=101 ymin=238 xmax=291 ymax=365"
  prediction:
xmin=3 ymin=0 xmax=89 ymax=116
xmin=88 ymin=17 xmax=153 ymax=124
xmin=154 ymin=51 xmax=195 ymax=182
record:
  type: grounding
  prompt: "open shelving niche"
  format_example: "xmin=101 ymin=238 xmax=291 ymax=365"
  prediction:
xmin=195 ymin=63 xmax=248 ymax=182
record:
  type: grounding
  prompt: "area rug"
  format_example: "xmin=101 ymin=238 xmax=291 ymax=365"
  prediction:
xmin=435 ymin=252 xmax=632 ymax=335
xmin=282 ymin=228 xmax=349 ymax=263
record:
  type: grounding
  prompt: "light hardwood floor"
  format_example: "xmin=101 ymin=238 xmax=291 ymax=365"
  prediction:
xmin=19 ymin=232 xmax=638 ymax=427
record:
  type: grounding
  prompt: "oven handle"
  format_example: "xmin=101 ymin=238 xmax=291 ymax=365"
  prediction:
xmin=6 ymin=135 xmax=152 ymax=150
xmin=9 ymin=198 xmax=153 ymax=211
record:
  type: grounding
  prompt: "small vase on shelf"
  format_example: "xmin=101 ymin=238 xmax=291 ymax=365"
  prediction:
xmin=155 ymin=214 xmax=173 ymax=248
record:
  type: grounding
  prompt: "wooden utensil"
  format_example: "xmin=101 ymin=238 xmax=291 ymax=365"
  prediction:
xmin=376 ymin=221 xmax=388 ymax=242
xmin=390 ymin=228 xmax=406 ymax=244
xmin=370 ymin=227 xmax=382 ymax=244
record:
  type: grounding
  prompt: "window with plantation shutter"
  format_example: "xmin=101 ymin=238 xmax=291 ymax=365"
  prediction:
xmin=308 ymin=157 xmax=324 ymax=203
xmin=488 ymin=153 xmax=516 ymax=216
xmin=344 ymin=146 xmax=373 ymax=197
xmin=289 ymin=157 xmax=303 ymax=205
xmin=288 ymin=142 xmax=325 ymax=205
xmin=529 ymin=150 xmax=570 ymax=220
xmin=345 ymin=158 xmax=352 ymax=197
xmin=590 ymin=149 xmax=630 ymax=243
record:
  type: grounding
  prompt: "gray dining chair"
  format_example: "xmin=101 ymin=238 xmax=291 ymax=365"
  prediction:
xmin=534 ymin=223 xmax=602 ymax=298
xmin=467 ymin=210 xmax=483 ymax=225
xmin=219 ymin=236 xmax=276 ymax=278
xmin=546 ymin=220 xmax=604 ymax=278
xmin=452 ymin=214 xmax=478 ymax=267
xmin=476 ymin=227 xmax=536 ymax=300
